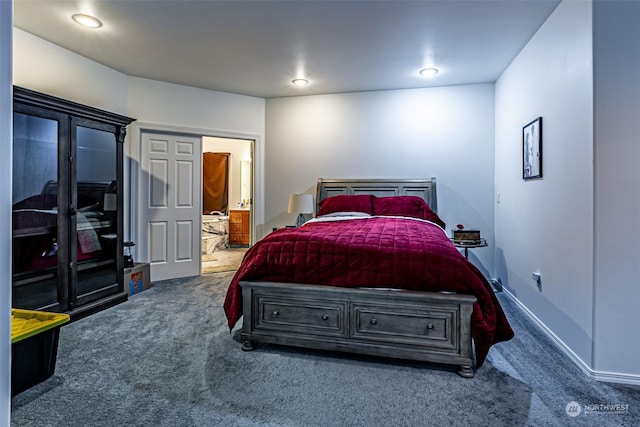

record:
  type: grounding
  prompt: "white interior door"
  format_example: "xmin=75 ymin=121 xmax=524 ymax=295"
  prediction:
xmin=140 ymin=131 xmax=201 ymax=281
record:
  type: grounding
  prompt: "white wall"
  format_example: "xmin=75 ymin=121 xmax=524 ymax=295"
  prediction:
xmin=495 ymin=1 xmax=594 ymax=366
xmin=592 ymin=1 xmax=640 ymax=379
xmin=266 ymin=84 xmax=496 ymax=276
xmin=1 ymin=2 xmax=12 ymax=424
xmin=13 ymin=28 xmax=129 ymax=113
xmin=202 ymin=137 xmax=252 ymax=209
xmin=127 ymin=77 xmax=264 ymax=138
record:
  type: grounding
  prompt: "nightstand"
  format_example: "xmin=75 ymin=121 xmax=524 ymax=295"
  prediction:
xmin=271 ymin=225 xmax=296 ymax=232
xmin=452 ymin=238 xmax=487 ymax=259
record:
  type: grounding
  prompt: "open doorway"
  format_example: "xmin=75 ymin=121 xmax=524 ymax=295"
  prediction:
xmin=201 ymin=136 xmax=252 ymax=273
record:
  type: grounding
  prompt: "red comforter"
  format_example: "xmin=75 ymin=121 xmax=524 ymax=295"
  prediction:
xmin=223 ymin=216 xmax=513 ymax=367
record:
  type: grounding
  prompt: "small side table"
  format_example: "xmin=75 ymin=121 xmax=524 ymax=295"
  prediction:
xmin=452 ymin=238 xmax=487 ymax=259
xmin=271 ymin=225 xmax=296 ymax=232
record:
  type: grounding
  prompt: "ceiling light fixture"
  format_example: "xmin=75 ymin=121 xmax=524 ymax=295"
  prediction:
xmin=291 ymin=78 xmax=309 ymax=87
xmin=419 ymin=68 xmax=439 ymax=77
xmin=72 ymin=13 xmax=103 ymax=29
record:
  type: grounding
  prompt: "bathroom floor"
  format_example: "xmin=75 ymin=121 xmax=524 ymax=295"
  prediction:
xmin=202 ymin=248 xmax=248 ymax=274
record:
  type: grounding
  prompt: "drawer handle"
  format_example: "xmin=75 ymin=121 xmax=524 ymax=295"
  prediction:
xmin=426 ymin=323 xmax=434 ymax=330
xmin=321 ymin=314 xmax=329 ymax=321
xmin=370 ymin=319 xmax=377 ymax=325
xmin=272 ymin=310 xmax=280 ymax=317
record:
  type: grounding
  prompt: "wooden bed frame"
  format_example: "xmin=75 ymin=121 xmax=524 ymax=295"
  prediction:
xmin=240 ymin=178 xmax=477 ymax=378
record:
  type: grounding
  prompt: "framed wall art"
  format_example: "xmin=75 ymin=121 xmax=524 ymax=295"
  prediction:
xmin=522 ymin=117 xmax=542 ymax=180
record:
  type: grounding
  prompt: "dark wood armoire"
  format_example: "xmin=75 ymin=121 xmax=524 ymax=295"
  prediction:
xmin=12 ymin=86 xmax=135 ymax=320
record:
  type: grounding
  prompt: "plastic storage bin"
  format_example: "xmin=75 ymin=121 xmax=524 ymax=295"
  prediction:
xmin=11 ymin=308 xmax=70 ymax=396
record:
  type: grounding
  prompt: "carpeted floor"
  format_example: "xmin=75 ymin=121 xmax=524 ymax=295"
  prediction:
xmin=10 ymin=273 xmax=640 ymax=426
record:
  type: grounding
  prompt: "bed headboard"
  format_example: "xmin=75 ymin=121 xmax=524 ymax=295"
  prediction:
xmin=315 ymin=178 xmax=438 ymax=214
xmin=41 ymin=180 xmax=115 ymax=210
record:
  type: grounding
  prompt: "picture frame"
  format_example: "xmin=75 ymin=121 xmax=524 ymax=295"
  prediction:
xmin=522 ymin=117 xmax=542 ymax=180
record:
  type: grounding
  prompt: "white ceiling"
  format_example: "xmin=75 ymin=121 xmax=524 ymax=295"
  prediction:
xmin=13 ymin=0 xmax=560 ymax=99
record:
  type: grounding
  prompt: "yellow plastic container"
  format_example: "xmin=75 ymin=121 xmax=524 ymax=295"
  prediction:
xmin=11 ymin=308 xmax=70 ymax=395
xmin=11 ymin=308 xmax=70 ymax=343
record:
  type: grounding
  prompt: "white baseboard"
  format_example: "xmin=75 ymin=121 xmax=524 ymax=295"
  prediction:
xmin=592 ymin=370 xmax=640 ymax=386
xmin=499 ymin=285 xmax=640 ymax=386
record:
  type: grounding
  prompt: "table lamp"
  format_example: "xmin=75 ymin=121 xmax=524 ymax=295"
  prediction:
xmin=288 ymin=193 xmax=314 ymax=227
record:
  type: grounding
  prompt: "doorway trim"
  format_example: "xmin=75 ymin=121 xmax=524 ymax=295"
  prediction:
xmin=127 ymin=121 xmax=263 ymax=275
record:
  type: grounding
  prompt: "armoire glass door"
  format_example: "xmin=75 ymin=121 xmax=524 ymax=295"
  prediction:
xmin=71 ymin=123 xmax=120 ymax=307
xmin=12 ymin=110 xmax=65 ymax=311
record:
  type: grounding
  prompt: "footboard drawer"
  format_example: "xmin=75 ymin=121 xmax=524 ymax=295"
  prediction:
xmin=253 ymin=295 xmax=347 ymax=337
xmin=351 ymin=302 xmax=459 ymax=351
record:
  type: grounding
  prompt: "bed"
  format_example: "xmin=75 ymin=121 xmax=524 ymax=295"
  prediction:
xmin=223 ymin=178 xmax=513 ymax=377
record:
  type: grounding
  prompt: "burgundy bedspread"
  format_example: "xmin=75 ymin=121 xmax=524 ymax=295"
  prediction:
xmin=223 ymin=216 xmax=513 ymax=367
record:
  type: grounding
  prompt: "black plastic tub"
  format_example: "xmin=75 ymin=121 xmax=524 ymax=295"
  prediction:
xmin=11 ymin=309 xmax=70 ymax=396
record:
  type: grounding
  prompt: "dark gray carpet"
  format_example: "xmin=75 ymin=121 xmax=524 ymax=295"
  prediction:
xmin=11 ymin=273 xmax=640 ymax=426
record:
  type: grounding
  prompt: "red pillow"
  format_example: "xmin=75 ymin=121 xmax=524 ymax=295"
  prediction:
xmin=373 ymin=196 xmax=446 ymax=228
xmin=317 ymin=195 xmax=374 ymax=216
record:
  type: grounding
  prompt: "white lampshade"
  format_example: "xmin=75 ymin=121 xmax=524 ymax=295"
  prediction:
xmin=288 ymin=193 xmax=314 ymax=214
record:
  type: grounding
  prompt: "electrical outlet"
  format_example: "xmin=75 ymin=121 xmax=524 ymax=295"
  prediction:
xmin=533 ymin=272 xmax=542 ymax=292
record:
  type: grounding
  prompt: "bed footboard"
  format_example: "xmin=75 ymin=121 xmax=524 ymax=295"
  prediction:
xmin=240 ymin=280 xmax=476 ymax=378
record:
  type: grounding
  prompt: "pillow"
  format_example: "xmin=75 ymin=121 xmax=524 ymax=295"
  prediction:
xmin=315 ymin=211 xmax=372 ymax=218
xmin=373 ymin=196 xmax=446 ymax=228
xmin=317 ymin=195 xmax=374 ymax=217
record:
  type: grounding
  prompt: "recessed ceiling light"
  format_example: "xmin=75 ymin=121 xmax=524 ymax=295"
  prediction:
xmin=291 ymin=78 xmax=309 ymax=87
xmin=419 ymin=68 xmax=439 ymax=77
xmin=72 ymin=14 xmax=103 ymax=29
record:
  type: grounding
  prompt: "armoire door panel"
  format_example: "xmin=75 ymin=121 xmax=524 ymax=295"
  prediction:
xmin=73 ymin=124 xmax=119 ymax=304
xmin=12 ymin=109 xmax=65 ymax=311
